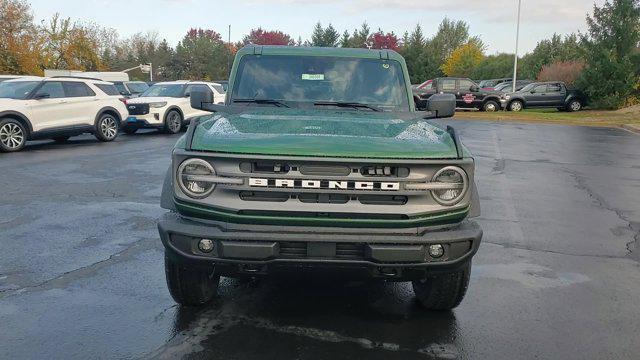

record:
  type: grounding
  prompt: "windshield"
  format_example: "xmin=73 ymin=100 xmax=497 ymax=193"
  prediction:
xmin=0 ymin=81 xmax=40 ymax=99
xmin=114 ymin=83 xmax=128 ymax=94
xmin=141 ymin=84 xmax=184 ymax=97
xmin=232 ymin=55 xmax=411 ymax=111
xmin=127 ymin=82 xmax=149 ymax=94
xmin=519 ymin=83 xmax=536 ymax=92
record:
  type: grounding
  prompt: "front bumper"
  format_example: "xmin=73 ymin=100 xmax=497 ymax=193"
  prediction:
xmin=158 ymin=212 xmax=482 ymax=280
xmin=123 ymin=112 xmax=164 ymax=128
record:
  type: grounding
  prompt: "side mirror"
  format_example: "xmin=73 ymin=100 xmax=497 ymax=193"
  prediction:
xmin=190 ymin=90 xmax=216 ymax=111
xmin=34 ymin=92 xmax=50 ymax=100
xmin=425 ymin=93 xmax=455 ymax=118
xmin=470 ymin=85 xmax=479 ymax=92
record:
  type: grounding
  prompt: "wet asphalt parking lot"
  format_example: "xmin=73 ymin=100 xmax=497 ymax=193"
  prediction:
xmin=1 ymin=119 xmax=639 ymax=359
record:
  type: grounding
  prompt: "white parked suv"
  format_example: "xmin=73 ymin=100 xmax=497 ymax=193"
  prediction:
xmin=123 ymin=80 xmax=225 ymax=134
xmin=0 ymin=76 xmax=128 ymax=152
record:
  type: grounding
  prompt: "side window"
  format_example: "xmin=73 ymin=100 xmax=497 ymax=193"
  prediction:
xmin=184 ymin=84 xmax=196 ymax=96
xmin=35 ymin=82 xmax=65 ymax=99
xmin=533 ymin=85 xmax=548 ymax=93
xmin=188 ymin=85 xmax=212 ymax=96
xmin=212 ymin=84 xmax=225 ymax=94
xmin=547 ymin=84 xmax=562 ymax=92
xmin=441 ymin=79 xmax=456 ymax=91
xmin=63 ymin=82 xmax=96 ymax=97
xmin=94 ymin=84 xmax=120 ymax=96
xmin=458 ymin=80 xmax=475 ymax=92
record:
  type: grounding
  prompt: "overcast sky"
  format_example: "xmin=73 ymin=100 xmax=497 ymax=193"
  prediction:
xmin=27 ymin=0 xmax=603 ymax=54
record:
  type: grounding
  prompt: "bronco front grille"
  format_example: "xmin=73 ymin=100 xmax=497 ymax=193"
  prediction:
xmin=279 ymin=242 xmax=365 ymax=260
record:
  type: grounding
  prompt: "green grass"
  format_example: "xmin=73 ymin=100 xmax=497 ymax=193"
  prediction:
xmin=454 ymin=108 xmax=640 ymax=127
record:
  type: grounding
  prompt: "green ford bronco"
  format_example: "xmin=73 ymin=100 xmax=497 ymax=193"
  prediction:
xmin=158 ymin=46 xmax=482 ymax=310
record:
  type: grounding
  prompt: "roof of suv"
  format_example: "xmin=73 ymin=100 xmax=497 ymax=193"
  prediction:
xmin=4 ymin=76 xmax=114 ymax=85
xmin=153 ymin=80 xmax=221 ymax=86
xmin=237 ymin=45 xmax=405 ymax=61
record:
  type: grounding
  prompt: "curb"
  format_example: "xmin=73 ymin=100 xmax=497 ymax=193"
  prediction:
xmin=621 ymin=124 xmax=640 ymax=135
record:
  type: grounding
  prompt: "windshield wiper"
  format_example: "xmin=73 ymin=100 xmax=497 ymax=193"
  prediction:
xmin=233 ymin=98 xmax=290 ymax=108
xmin=313 ymin=101 xmax=381 ymax=112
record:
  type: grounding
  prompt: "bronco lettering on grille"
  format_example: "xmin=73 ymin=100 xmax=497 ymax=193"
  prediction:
xmin=248 ymin=178 xmax=400 ymax=191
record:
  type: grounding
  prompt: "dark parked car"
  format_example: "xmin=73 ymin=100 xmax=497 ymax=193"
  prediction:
xmin=494 ymin=80 xmax=533 ymax=92
xmin=478 ymin=78 xmax=511 ymax=90
xmin=504 ymin=81 xmax=587 ymax=112
xmin=413 ymin=77 xmax=504 ymax=112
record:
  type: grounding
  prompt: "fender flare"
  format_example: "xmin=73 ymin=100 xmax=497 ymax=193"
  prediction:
xmin=564 ymin=95 xmax=583 ymax=106
xmin=482 ymin=96 xmax=501 ymax=104
xmin=94 ymin=106 xmax=123 ymax=125
xmin=0 ymin=110 xmax=33 ymax=134
xmin=164 ymin=106 xmax=184 ymax=122
xmin=160 ymin=166 xmax=177 ymax=210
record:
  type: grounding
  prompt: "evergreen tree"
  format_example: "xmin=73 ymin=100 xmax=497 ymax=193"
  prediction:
xmin=578 ymin=0 xmax=640 ymax=109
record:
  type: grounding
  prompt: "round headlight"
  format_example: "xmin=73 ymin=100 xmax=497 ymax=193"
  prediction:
xmin=177 ymin=158 xmax=216 ymax=198
xmin=431 ymin=166 xmax=468 ymax=206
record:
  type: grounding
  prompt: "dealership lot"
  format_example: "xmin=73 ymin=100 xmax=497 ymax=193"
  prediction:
xmin=1 ymin=121 xmax=639 ymax=359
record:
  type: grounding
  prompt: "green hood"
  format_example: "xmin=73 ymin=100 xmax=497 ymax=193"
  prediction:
xmin=189 ymin=108 xmax=458 ymax=159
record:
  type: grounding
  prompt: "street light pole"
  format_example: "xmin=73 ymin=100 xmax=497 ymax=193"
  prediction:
xmin=512 ymin=0 xmax=522 ymax=93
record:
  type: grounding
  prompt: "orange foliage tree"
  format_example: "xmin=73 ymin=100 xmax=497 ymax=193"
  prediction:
xmin=441 ymin=42 xmax=484 ymax=78
xmin=0 ymin=0 xmax=43 ymax=75
xmin=537 ymin=61 xmax=586 ymax=86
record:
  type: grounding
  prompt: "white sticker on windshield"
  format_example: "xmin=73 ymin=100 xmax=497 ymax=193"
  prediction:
xmin=302 ymin=74 xmax=325 ymax=81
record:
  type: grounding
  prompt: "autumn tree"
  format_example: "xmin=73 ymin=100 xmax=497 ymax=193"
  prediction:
xmin=367 ymin=30 xmax=400 ymax=51
xmin=41 ymin=14 xmax=105 ymax=71
xmin=538 ymin=61 xmax=585 ymax=86
xmin=169 ymin=28 xmax=231 ymax=80
xmin=0 ymin=0 xmax=42 ymax=75
xmin=430 ymin=18 xmax=484 ymax=63
xmin=242 ymin=28 xmax=294 ymax=46
xmin=441 ymin=42 xmax=484 ymax=78
xmin=519 ymin=34 xmax=582 ymax=79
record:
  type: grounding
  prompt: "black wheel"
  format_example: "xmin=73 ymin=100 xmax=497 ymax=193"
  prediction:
xmin=566 ymin=100 xmax=582 ymax=112
xmin=165 ymin=254 xmax=219 ymax=306
xmin=122 ymin=126 xmax=138 ymax=135
xmin=412 ymin=262 xmax=471 ymax=310
xmin=482 ymin=100 xmax=499 ymax=112
xmin=53 ymin=136 xmax=70 ymax=143
xmin=164 ymin=110 xmax=183 ymax=134
xmin=0 ymin=118 xmax=27 ymax=152
xmin=94 ymin=113 xmax=119 ymax=142
xmin=508 ymin=100 xmax=523 ymax=112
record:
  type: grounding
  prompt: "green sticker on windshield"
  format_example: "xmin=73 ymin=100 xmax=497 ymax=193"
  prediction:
xmin=302 ymin=74 xmax=325 ymax=81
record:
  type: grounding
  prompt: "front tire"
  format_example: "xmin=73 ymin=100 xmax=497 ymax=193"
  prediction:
xmin=94 ymin=113 xmax=119 ymax=142
xmin=0 ymin=118 xmax=27 ymax=152
xmin=164 ymin=110 xmax=183 ymax=134
xmin=508 ymin=100 xmax=523 ymax=112
xmin=165 ymin=254 xmax=219 ymax=306
xmin=412 ymin=262 xmax=471 ymax=310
